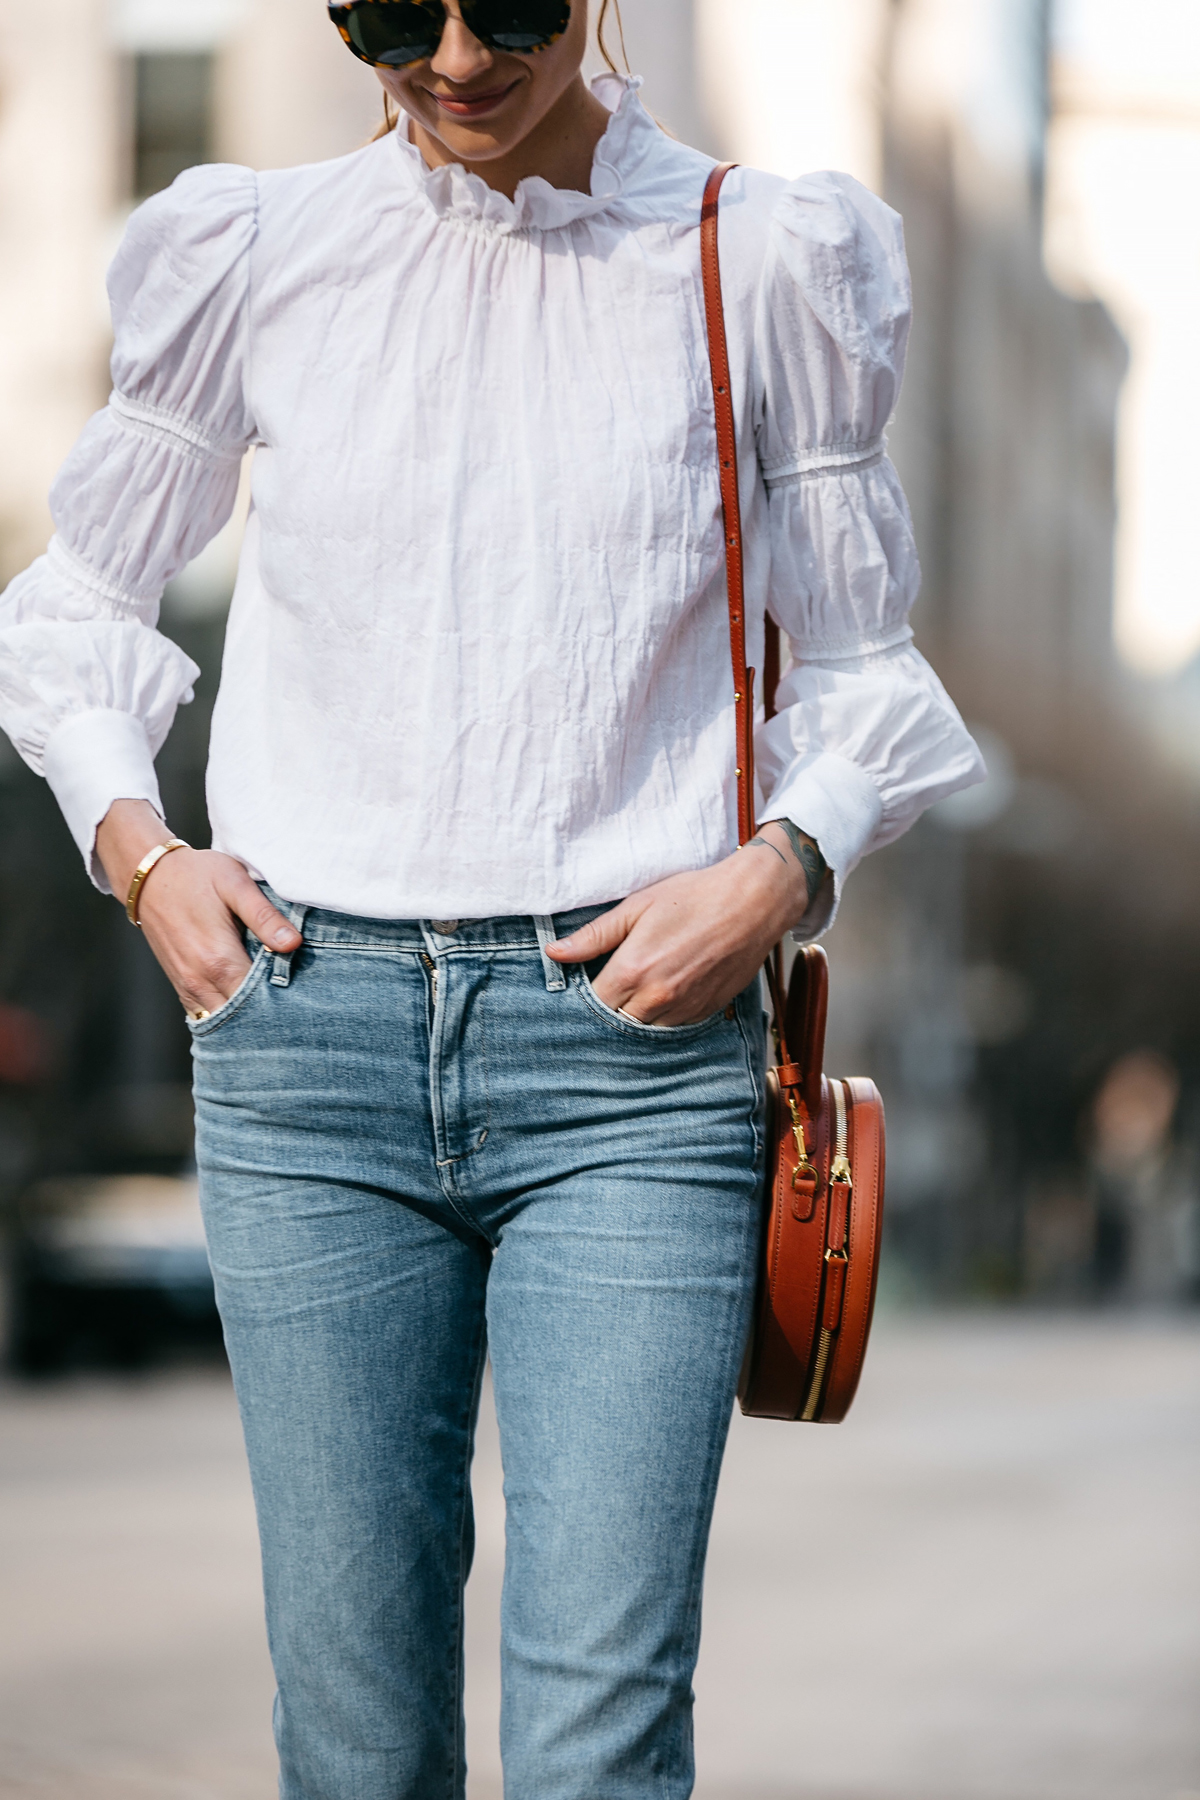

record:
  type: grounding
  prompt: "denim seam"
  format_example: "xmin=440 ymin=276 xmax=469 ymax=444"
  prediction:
xmin=436 ymin=942 xmax=541 ymax=957
xmin=434 ymin=1093 xmax=492 ymax=1175
xmin=670 ymin=1193 xmax=759 ymax=1797
xmin=300 ymin=942 xmax=439 ymax=956
xmin=430 ymin=964 xmax=495 ymax=1208
xmin=733 ymin=990 xmax=766 ymax=1167
xmin=300 ymin=940 xmax=543 ymax=956
xmin=447 ymin=1314 xmax=489 ymax=1800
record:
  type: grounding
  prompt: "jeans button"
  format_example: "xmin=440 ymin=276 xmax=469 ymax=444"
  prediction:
xmin=430 ymin=920 xmax=460 ymax=935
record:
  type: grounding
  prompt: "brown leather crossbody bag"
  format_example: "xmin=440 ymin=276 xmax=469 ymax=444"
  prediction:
xmin=700 ymin=162 xmax=887 ymax=1423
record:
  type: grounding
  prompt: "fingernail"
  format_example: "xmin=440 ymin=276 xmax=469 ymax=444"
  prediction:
xmin=274 ymin=927 xmax=294 ymax=947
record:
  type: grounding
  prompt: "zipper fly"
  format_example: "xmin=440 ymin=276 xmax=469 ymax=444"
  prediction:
xmin=422 ymin=952 xmax=438 ymax=1007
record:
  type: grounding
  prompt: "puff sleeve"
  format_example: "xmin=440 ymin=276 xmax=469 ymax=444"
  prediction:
xmin=0 ymin=164 xmax=259 ymax=889
xmin=751 ymin=172 xmax=984 ymax=937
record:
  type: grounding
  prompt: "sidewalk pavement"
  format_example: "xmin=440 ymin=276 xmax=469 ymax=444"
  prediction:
xmin=1 ymin=1312 xmax=1197 ymax=1800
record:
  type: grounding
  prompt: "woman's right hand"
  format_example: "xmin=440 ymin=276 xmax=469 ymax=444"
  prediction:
xmin=96 ymin=799 xmax=303 ymax=1018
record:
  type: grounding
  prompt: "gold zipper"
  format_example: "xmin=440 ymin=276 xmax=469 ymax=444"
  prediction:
xmin=421 ymin=952 xmax=438 ymax=1007
xmin=800 ymin=1080 xmax=852 ymax=1422
xmin=800 ymin=1324 xmax=835 ymax=1422
xmin=830 ymin=1078 xmax=852 ymax=1189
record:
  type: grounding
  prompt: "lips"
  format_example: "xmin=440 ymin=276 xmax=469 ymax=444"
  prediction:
xmin=426 ymin=78 xmax=521 ymax=117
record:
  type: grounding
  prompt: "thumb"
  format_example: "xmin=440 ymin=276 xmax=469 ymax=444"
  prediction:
xmin=222 ymin=867 xmax=303 ymax=952
xmin=544 ymin=900 xmax=635 ymax=963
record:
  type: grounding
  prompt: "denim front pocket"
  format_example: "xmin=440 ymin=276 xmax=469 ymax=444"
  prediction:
xmin=186 ymin=938 xmax=273 ymax=1038
xmin=574 ymin=966 xmax=726 ymax=1040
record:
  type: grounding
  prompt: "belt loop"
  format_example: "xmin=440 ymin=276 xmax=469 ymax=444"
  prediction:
xmin=534 ymin=915 xmax=567 ymax=992
xmin=270 ymin=902 xmax=309 ymax=987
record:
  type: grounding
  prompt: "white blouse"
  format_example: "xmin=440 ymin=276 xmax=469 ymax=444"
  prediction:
xmin=0 ymin=77 xmax=982 ymax=935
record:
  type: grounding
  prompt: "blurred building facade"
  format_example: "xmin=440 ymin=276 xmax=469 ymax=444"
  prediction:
xmin=0 ymin=0 xmax=1198 ymax=1303
xmin=697 ymin=0 xmax=1200 ymax=1300
xmin=0 ymin=1 xmax=384 ymax=1205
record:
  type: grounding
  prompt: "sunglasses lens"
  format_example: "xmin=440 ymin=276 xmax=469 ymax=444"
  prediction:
xmin=464 ymin=0 xmax=570 ymax=50
xmin=339 ymin=2 xmax=444 ymax=66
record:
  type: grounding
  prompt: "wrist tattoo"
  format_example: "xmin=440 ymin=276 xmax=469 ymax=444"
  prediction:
xmin=746 ymin=834 xmax=788 ymax=867
xmin=764 ymin=818 xmax=828 ymax=906
xmin=797 ymin=843 xmax=826 ymax=908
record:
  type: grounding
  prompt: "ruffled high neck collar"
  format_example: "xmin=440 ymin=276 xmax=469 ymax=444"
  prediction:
xmin=390 ymin=74 xmax=655 ymax=233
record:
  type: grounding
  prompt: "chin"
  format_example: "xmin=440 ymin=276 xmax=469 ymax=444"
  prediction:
xmin=390 ymin=69 xmax=545 ymax=163
xmin=435 ymin=127 xmax=514 ymax=161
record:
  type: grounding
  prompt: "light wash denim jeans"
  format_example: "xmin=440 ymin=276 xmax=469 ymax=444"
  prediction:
xmin=191 ymin=895 xmax=765 ymax=1800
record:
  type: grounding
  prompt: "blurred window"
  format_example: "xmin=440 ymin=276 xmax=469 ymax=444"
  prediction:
xmin=133 ymin=53 xmax=214 ymax=199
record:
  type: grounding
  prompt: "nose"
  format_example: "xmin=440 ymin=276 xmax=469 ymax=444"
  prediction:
xmin=429 ymin=7 xmax=495 ymax=83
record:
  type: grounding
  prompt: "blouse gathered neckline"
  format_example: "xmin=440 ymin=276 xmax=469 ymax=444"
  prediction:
xmin=0 ymin=74 xmax=983 ymax=931
xmin=393 ymin=72 xmax=645 ymax=234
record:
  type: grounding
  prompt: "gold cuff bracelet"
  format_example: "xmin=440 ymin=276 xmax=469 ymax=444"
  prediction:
xmin=125 ymin=838 xmax=190 ymax=927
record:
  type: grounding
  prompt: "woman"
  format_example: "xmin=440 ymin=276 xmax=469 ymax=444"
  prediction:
xmin=0 ymin=2 xmax=982 ymax=1794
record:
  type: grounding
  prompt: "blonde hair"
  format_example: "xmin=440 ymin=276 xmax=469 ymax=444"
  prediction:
xmin=371 ymin=0 xmax=630 ymax=137
xmin=375 ymin=94 xmax=400 ymax=141
xmin=595 ymin=0 xmax=630 ymax=75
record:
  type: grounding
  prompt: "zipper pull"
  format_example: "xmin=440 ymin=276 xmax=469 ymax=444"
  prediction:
xmin=786 ymin=1091 xmax=819 ymax=1221
xmin=829 ymin=1078 xmax=852 ymax=1190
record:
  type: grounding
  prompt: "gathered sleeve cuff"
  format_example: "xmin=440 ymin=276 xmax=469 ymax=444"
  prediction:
xmin=756 ymin=645 xmax=986 ymax=940
xmin=749 ymin=170 xmax=984 ymax=936
xmin=0 ymin=611 xmax=200 ymax=888
xmin=0 ymin=163 xmax=256 ymax=886
xmin=758 ymin=748 xmax=883 ymax=939
xmin=43 ymin=711 xmax=165 ymax=892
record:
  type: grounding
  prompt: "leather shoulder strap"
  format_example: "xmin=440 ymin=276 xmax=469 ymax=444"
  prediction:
xmin=701 ymin=162 xmax=756 ymax=847
xmin=701 ymin=163 xmax=801 ymax=1079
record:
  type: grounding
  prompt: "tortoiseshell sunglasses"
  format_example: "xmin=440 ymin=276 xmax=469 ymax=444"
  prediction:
xmin=329 ymin=0 xmax=572 ymax=67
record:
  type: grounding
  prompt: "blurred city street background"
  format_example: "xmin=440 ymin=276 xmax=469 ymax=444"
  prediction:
xmin=2 ymin=0 xmax=1200 ymax=1795
xmin=2 ymin=1315 xmax=1198 ymax=1800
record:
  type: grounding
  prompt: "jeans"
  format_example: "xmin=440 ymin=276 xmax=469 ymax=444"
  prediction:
xmin=191 ymin=897 xmax=766 ymax=1800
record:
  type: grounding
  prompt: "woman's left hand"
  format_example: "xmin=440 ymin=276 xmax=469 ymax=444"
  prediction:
xmin=544 ymin=821 xmax=819 ymax=1026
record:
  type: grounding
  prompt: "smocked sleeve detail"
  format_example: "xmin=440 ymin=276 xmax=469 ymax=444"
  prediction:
xmin=751 ymin=172 xmax=984 ymax=935
xmin=0 ymin=163 xmax=258 ymax=888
